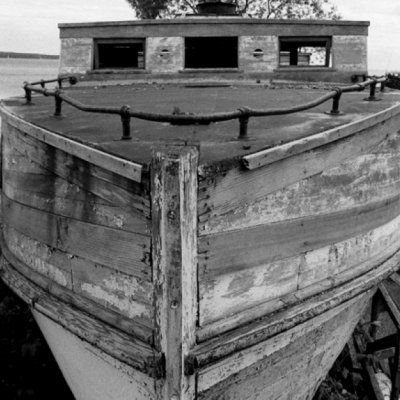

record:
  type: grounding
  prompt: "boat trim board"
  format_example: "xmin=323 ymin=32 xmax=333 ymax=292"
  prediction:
xmin=0 ymin=105 xmax=143 ymax=183
xmin=243 ymin=102 xmax=400 ymax=170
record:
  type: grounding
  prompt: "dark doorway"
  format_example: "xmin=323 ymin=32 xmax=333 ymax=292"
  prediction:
xmin=185 ymin=37 xmax=238 ymax=69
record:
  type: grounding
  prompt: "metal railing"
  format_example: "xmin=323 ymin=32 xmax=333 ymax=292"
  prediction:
xmin=22 ymin=75 xmax=391 ymax=141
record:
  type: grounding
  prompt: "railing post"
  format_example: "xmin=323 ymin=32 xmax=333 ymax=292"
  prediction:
xmin=54 ymin=90 xmax=63 ymax=117
xmin=364 ymin=80 xmax=380 ymax=101
xmin=238 ymin=107 xmax=250 ymax=140
xmin=120 ymin=105 xmax=132 ymax=140
xmin=328 ymin=88 xmax=342 ymax=115
xmin=23 ymin=82 xmax=32 ymax=104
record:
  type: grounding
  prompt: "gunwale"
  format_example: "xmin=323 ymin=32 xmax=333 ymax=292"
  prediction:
xmin=2 ymin=86 xmax=398 ymax=168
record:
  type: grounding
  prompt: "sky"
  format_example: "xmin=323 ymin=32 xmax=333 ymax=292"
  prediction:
xmin=0 ymin=0 xmax=399 ymax=73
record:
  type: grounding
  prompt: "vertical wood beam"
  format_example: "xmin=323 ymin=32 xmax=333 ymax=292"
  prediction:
xmin=391 ymin=334 xmax=400 ymax=400
xmin=151 ymin=146 xmax=198 ymax=400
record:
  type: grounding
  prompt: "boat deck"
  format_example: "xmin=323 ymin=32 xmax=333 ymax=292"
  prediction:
xmin=1 ymin=84 xmax=399 ymax=165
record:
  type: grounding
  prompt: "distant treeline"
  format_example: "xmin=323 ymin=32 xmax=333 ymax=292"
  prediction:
xmin=0 ymin=51 xmax=59 ymax=60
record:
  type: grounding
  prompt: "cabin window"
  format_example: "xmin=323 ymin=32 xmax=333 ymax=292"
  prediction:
xmin=94 ymin=39 xmax=145 ymax=69
xmin=279 ymin=37 xmax=332 ymax=67
xmin=185 ymin=37 xmax=238 ymax=69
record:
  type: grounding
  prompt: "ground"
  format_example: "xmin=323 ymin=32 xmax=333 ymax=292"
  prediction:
xmin=0 ymin=279 xmax=74 ymax=400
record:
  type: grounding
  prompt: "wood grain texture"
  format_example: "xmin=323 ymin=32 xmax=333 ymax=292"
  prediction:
xmin=198 ymin=112 xmax=400 ymax=235
xmin=1 ymin=106 xmax=143 ymax=183
xmin=0 ymin=230 xmax=153 ymax=343
xmin=3 ymin=123 xmax=150 ymax=216
xmin=201 ymin=134 xmax=400 ymax=235
xmin=2 ymin=168 xmax=150 ymax=235
xmin=243 ymin=103 xmax=400 ymax=169
xmin=0 ymin=254 xmax=162 ymax=376
xmin=199 ymin=214 xmax=400 ymax=326
xmin=4 ymin=225 xmax=154 ymax=325
xmin=197 ymin=291 xmax=371 ymax=399
xmin=196 ymin=244 xmax=400 ymax=344
xmin=3 ymin=195 xmax=151 ymax=280
xmin=151 ymin=147 xmax=198 ymax=400
xmin=199 ymin=192 xmax=400 ymax=279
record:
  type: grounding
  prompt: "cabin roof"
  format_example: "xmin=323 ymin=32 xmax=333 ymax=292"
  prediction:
xmin=2 ymin=84 xmax=396 ymax=167
xmin=59 ymin=18 xmax=370 ymax=39
xmin=58 ymin=18 xmax=370 ymax=29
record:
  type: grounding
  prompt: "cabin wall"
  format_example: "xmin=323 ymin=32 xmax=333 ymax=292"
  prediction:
xmin=333 ymin=35 xmax=368 ymax=72
xmin=146 ymin=37 xmax=184 ymax=73
xmin=60 ymin=38 xmax=93 ymax=74
xmin=58 ymin=19 xmax=369 ymax=81
xmin=238 ymin=36 xmax=278 ymax=72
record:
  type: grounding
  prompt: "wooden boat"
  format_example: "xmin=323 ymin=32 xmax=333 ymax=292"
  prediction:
xmin=1 ymin=6 xmax=400 ymax=400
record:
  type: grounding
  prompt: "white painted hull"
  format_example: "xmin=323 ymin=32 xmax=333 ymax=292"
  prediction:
xmin=33 ymin=289 xmax=371 ymax=400
xmin=33 ymin=310 xmax=156 ymax=400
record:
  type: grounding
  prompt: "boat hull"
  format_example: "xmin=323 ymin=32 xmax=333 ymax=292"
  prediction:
xmin=1 ymin=93 xmax=400 ymax=399
xmin=29 ymin=290 xmax=370 ymax=400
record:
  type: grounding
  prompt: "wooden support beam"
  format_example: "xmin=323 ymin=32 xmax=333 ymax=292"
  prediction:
xmin=379 ymin=282 xmax=400 ymax=331
xmin=366 ymin=333 xmax=397 ymax=354
xmin=391 ymin=334 xmax=400 ymax=400
xmin=371 ymin=292 xmax=384 ymax=340
xmin=151 ymin=146 xmax=198 ymax=400
xmin=390 ymin=273 xmax=400 ymax=287
xmin=365 ymin=364 xmax=386 ymax=400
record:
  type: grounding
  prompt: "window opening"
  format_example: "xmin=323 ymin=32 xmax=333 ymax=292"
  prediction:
xmin=253 ymin=49 xmax=264 ymax=58
xmin=185 ymin=37 xmax=238 ymax=69
xmin=94 ymin=39 xmax=145 ymax=70
xmin=279 ymin=37 xmax=332 ymax=67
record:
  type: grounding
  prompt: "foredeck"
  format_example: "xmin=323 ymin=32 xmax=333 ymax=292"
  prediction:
xmin=2 ymin=83 xmax=398 ymax=166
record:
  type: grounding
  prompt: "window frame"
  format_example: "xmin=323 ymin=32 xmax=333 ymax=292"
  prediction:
xmin=93 ymin=38 xmax=146 ymax=70
xmin=278 ymin=36 xmax=332 ymax=68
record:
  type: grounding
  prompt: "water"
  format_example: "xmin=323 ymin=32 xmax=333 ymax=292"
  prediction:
xmin=0 ymin=58 xmax=59 ymax=99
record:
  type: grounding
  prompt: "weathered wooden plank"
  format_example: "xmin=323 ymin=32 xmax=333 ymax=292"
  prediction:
xmin=4 ymin=225 xmax=154 ymax=324
xmin=0 ymin=241 xmax=155 ymax=351
xmin=4 ymin=123 xmax=150 ymax=215
xmin=198 ymin=113 xmax=400 ymax=233
xmin=197 ymin=292 xmax=369 ymax=395
xmin=151 ymin=147 xmax=198 ymax=400
xmin=391 ymin=272 xmax=400 ymax=286
xmin=1 ymin=106 xmax=143 ymax=183
xmin=3 ymin=195 xmax=151 ymax=280
xmin=3 ymin=170 xmax=150 ymax=235
xmin=379 ymin=282 xmax=400 ymax=331
xmin=199 ymin=215 xmax=400 ymax=326
xmin=201 ymin=147 xmax=400 ymax=235
xmin=243 ymin=103 xmax=400 ymax=170
xmin=298 ymin=212 xmax=400 ymax=289
xmin=196 ymin=243 xmax=398 ymax=345
xmin=200 ymin=257 xmax=298 ymax=325
xmin=199 ymin=193 xmax=400 ymax=278
xmin=197 ymin=303 xmax=364 ymax=400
